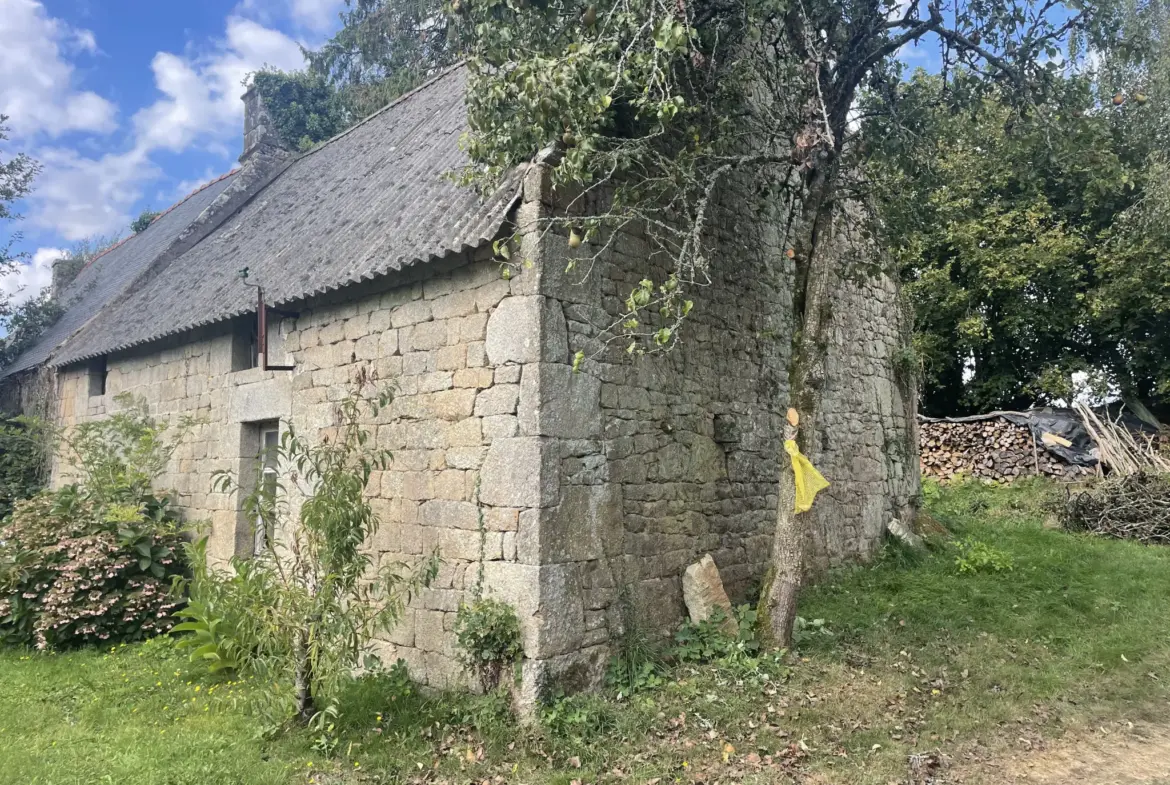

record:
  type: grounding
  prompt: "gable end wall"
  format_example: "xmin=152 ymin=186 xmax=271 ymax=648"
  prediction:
xmin=500 ymin=163 xmax=919 ymax=698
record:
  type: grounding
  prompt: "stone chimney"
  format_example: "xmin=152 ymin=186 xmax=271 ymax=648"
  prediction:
xmin=50 ymin=255 xmax=80 ymax=298
xmin=122 ymin=83 xmax=297 ymax=294
xmin=240 ymin=84 xmax=292 ymax=166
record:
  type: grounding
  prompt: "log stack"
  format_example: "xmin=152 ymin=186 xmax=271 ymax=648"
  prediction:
xmin=920 ymin=418 xmax=1096 ymax=483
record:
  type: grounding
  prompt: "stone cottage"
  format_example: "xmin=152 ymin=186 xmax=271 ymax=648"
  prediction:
xmin=0 ymin=65 xmax=918 ymax=695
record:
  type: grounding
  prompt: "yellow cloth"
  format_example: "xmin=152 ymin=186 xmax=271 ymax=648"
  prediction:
xmin=784 ymin=439 xmax=829 ymax=513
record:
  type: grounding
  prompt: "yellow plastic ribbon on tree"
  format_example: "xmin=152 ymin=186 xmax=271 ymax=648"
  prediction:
xmin=784 ymin=439 xmax=829 ymax=513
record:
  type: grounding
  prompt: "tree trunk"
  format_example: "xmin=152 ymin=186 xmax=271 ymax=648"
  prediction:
xmin=293 ymin=629 xmax=315 ymax=722
xmin=758 ymin=418 xmax=804 ymax=649
xmin=758 ymin=157 xmax=838 ymax=649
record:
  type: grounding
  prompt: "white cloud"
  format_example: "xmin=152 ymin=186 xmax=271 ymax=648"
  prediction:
xmin=131 ymin=16 xmax=305 ymax=154
xmin=30 ymin=147 xmax=155 ymax=241
xmin=25 ymin=13 xmax=305 ymax=240
xmin=0 ymin=0 xmax=117 ymax=138
xmin=289 ymin=0 xmax=344 ymax=31
xmin=1 ymin=247 xmax=63 ymax=305
xmin=236 ymin=0 xmax=344 ymax=34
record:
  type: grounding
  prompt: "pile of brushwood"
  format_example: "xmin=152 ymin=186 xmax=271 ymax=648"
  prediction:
xmin=1062 ymin=472 xmax=1170 ymax=544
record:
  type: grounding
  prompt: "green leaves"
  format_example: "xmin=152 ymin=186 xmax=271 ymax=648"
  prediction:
xmin=251 ymin=70 xmax=347 ymax=151
xmin=454 ymin=598 xmax=523 ymax=692
xmin=652 ymin=18 xmax=691 ymax=53
xmin=0 ymin=490 xmax=184 ymax=650
xmin=871 ymin=68 xmax=1170 ymax=414
xmin=0 ymin=416 xmax=48 ymax=520
xmin=172 ymin=592 xmax=240 ymax=674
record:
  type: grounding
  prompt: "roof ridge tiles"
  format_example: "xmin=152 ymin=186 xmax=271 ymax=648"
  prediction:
xmin=291 ymin=62 xmax=468 ymax=164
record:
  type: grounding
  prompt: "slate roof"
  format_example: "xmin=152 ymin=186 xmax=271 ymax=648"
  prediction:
xmin=2 ymin=171 xmax=239 ymax=377
xmin=54 ymin=65 xmax=521 ymax=368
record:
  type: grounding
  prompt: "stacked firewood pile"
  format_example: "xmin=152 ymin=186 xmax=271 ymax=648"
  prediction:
xmin=920 ymin=418 xmax=1096 ymax=482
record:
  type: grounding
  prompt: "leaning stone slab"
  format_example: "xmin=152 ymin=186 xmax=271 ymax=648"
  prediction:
xmin=682 ymin=554 xmax=738 ymax=636
xmin=887 ymin=517 xmax=925 ymax=550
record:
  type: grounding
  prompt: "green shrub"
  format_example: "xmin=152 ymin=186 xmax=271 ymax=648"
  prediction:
xmin=0 ymin=395 xmax=194 ymax=649
xmin=0 ymin=417 xmax=48 ymax=521
xmin=953 ymin=535 xmax=1014 ymax=574
xmin=792 ymin=615 xmax=834 ymax=645
xmin=538 ymin=691 xmax=620 ymax=749
xmin=60 ymin=394 xmax=193 ymax=506
xmin=673 ymin=604 xmax=759 ymax=663
xmin=454 ymin=597 xmax=522 ymax=692
xmin=0 ymin=493 xmax=183 ymax=649
xmin=605 ymin=657 xmax=662 ymax=696
xmin=170 ymin=537 xmax=254 ymax=673
xmin=195 ymin=380 xmax=438 ymax=730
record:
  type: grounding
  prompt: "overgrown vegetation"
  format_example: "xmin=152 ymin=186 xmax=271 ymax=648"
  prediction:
xmin=251 ymin=70 xmax=349 ymax=152
xmin=189 ymin=379 xmax=438 ymax=732
xmin=307 ymin=0 xmax=459 ymax=119
xmin=49 ymin=234 xmax=121 ymax=293
xmin=0 ymin=396 xmax=189 ymax=649
xmin=0 ymin=292 xmax=62 ymax=370
xmin=251 ymin=0 xmax=463 ymax=153
xmin=5 ymin=480 xmax=1168 ymax=784
xmin=453 ymin=598 xmax=522 ymax=693
xmin=130 ymin=209 xmax=160 ymax=234
xmin=0 ymin=416 xmax=47 ymax=519
xmin=453 ymin=478 xmax=522 ymax=693
xmin=673 ymin=605 xmax=760 ymax=663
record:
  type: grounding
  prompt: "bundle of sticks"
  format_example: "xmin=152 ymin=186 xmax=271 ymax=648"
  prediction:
xmin=1062 ymin=472 xmax=1170 ymax=543
xmin=1073 ymin=401 xmax=1170 ymax=476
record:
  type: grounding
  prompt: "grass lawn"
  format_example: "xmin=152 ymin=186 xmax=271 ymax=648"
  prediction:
xmin=3 ymin=479 xmax=1170 ymax=784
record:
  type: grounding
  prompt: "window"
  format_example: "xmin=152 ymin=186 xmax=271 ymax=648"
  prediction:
xmin=87 ymin=356 xmax=108 ymax=397
xmin=255 ymin=423 xmax=279 ymax=554
xmin=235 ymin=420 xmax=282 ymax=558
xmin=239 ymin=421 xmax=282 ymax=556
xmin=230 ymin=318 xmax=258 ymax=372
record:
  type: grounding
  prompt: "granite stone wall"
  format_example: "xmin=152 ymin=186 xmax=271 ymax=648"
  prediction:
xmin=52 ymin=246 xmax=551 ymax=690
xmin=47 ymin=163 xmax=917 ymax=698
xmin=501 ymin=163 xmax=918 ymax=695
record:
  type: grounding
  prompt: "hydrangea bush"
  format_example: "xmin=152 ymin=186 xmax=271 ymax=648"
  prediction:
xmin=0 ymin=395 xmax=191 ymax=649
xmin=0 ymin=494 xmax=184 ymax=649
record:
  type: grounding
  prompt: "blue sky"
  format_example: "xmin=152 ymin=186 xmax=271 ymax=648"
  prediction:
xmin=1 ymin=0 xmax=346 ymax=303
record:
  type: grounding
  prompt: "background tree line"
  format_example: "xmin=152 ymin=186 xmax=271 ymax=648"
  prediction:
xmin=870 ymin=2 xmax=1170 ymax=417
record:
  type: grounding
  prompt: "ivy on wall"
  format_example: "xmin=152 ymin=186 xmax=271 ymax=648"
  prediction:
xmin=251 ymin=70 xmax=349 ymax=152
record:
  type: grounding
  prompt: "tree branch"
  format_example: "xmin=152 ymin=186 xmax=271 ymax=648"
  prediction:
xmin=928 ymin=4 xmax=1021 ymax=82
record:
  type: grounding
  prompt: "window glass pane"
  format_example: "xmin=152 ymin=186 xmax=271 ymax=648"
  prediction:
xmin=263 ymin=429 xmax=279 ymax=463
xmin=255 ymin=425 xmax=279 ymax=555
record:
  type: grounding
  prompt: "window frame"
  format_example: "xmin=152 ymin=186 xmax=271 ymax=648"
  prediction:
xmin=87 ymin=356 xmax=108 ymax=398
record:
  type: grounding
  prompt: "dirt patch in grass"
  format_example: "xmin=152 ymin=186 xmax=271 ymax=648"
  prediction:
xmin=948 ymin=717 xmax=1170 ymax=784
